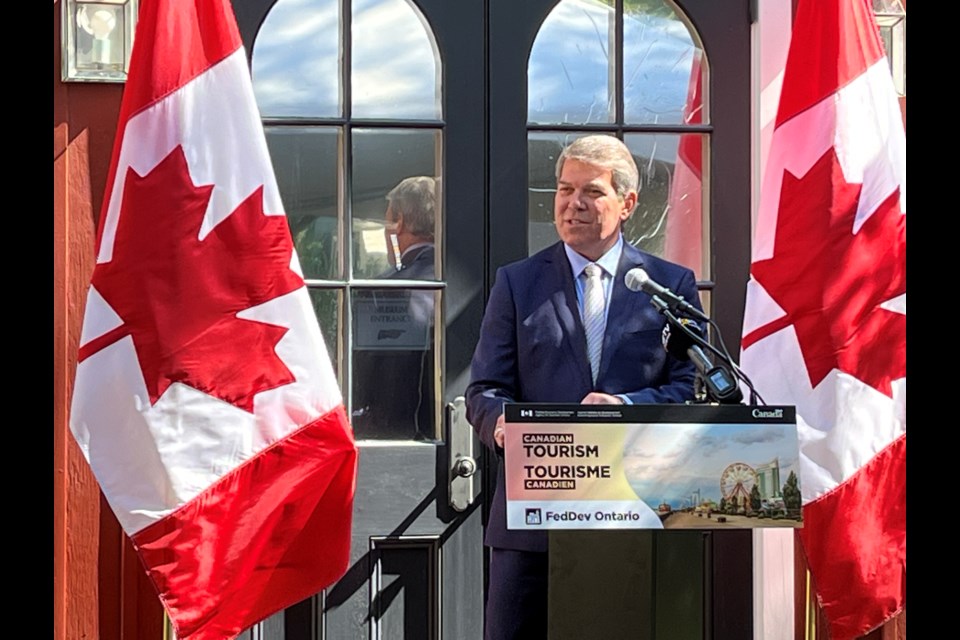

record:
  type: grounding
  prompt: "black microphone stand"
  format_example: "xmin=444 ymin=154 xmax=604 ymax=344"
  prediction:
xmin=649 ymin=295 xmax=765 ymax=406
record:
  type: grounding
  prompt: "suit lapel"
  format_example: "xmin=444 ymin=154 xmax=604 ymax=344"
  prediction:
xmin=596 ymin=243 xmax=646 ymax=383
xmin=545 ymin=243 xmax=594 ymax=389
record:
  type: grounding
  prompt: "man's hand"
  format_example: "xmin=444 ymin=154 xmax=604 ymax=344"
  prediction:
xmin=581 ymin=392 xmax=625 ymax=405
xmin=493 ymin=414 xmax=506 ymax=448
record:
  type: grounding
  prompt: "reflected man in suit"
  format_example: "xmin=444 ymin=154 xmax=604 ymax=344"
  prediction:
xmin=465 ymin=136 xmax=702 ymax=639
xmin=353 ymin=177 xmax=437 ymax=439
xmin=382 ymin=175 xmax=437 ymax=280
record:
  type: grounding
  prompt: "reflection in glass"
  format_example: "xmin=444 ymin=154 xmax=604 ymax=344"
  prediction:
xmin=527 ymin=0 xmax=704 ymax=126
xmin=382 ymin=177 xmax=439 ymax=278
xmin=351 ymin=289 xmax=440 ymax=439
xmin=648 ymin=130 xmax=706 ymax=279
xmin=624 ymin=132 xmax=705 ymax=277
xmin=527 ymin=132 xmax=706 ymax=279
xmin=351 ymin=129 xmax=441 ymax=279
xmin=308 ymin=288 xmax=341 ymax=378
xmin=265 ymin=127 xmax=340 ymax=280
xmin=528 ymin=0 xmax=615 ymax=125
xmin=252 ymin=0 xmax=341 ymax=118
xmin=623 ymin=0 xmax=705 ymax=124
xmin=352 ymin=0 xmax=442 ymax=119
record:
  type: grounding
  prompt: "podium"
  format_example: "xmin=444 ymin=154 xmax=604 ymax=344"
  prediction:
xmin=502 ymin=403 xmax=800 ymax=639
xmin=548 ymin=529 xmax=656 ymax=638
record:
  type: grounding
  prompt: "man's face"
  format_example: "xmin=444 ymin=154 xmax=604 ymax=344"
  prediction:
xmin=554 ymin=158 xmax=636 ymax=261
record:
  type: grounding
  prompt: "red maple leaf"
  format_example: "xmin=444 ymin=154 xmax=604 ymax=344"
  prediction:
xmin=81 ymin=145 xmax=304 ymax=412
xmin=742 ymin=147 xmax=905 ymax=397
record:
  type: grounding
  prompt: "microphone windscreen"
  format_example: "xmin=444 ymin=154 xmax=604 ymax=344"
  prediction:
xmin=624 ymin=267 xmax=648 ymax=293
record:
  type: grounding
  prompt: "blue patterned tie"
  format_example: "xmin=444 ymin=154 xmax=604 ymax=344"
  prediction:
xmin=583 ymin=263 xmax=605 ymax=384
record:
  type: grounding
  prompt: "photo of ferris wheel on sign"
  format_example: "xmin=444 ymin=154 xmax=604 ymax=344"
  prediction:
xmin=619 ymin=422 xmax=804 ymax=529
xmin=721 ymin=462 xmax=757 ymax=505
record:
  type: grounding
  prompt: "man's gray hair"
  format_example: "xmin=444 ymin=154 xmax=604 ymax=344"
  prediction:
xmin=555 ymin=135 xmax=640 ymax=202
xmin=386 ymin=176 xmax=436 ymax=239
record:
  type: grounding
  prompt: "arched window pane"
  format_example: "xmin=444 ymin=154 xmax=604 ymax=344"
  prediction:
xmin=252 ymin=0 xmax=341 ymax=118
xmin=623 ymin=1 xmax=705 ymax=124
xmin=265 ymin=127 xmax=341 ymax=280
xmin=528 ymin=0 xmax=616 ymax=125
xmin=352 ymin=0 xmax=442 ymax=119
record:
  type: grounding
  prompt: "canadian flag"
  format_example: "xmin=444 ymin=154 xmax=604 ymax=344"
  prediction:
xmin=740 ymin=0 xmax=905 ymax=638
xmin=68 ymin=1 xmax=358 ymax=638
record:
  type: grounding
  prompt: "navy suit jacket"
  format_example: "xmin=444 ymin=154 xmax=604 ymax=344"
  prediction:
xmin=465 ymin=240 xmax=701 ymax=551
xmin=387 ymin=244 xmax=436 ymax=281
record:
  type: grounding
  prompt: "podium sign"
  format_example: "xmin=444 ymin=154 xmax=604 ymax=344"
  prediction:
xmin=503 ymin=404 xmax=802 ymax=530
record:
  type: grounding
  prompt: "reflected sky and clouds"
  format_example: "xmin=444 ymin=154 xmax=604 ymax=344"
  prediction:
xmin=623 ymin=3 xmax=701 ymax=123
xmin=253 ymin=0 xmax=340 ymax=118
xmin=529 ymin=0 xmax=615 ymax=124
xmin=253 ymin=0 xmax=706 ymax=278
xmin=254 ymin=0 xmax=697 ymax=131
xmin=252 ymin=0 xmax=440 ymax=120
xmin=352 ymin=0 xmax=441 ymax=119
xmin=254 ymin=0 xmax=696 ymax=137
xmin=528 ymin=0 xmax=704 ymax=127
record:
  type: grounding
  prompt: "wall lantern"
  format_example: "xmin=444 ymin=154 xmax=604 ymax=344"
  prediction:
xmin=61 ymin=0 xmax=139 ymax=83
xmin=873 ymin=0 xmax=906 ymax=97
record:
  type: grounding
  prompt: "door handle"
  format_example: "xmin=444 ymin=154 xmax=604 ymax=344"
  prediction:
xmin=447 ymin=396 xmax=478 ymax=512
xmin=452 ymin=456 xmax=476 ymax=479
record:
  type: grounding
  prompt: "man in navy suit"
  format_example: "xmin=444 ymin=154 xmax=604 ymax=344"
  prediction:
xmin=353 ymin=176 xmax=438 ymax=438
xmin=465 ymin=135 xmax=702 ymax=639
xmin=381 ymin=176 xmax=437 ymax=281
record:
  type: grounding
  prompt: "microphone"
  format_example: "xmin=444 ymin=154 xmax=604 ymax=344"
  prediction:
xmin=624 ymin=268 xmax=707 ymax=320
xmin=661 ymin=318 xmax=742 ymax=404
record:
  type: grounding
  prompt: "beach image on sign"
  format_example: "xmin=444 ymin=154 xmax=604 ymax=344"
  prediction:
xmin=620 ymin=422 xmax=802 ymax=528
xmin=503 ymin=411 xmax=802 ymax=530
